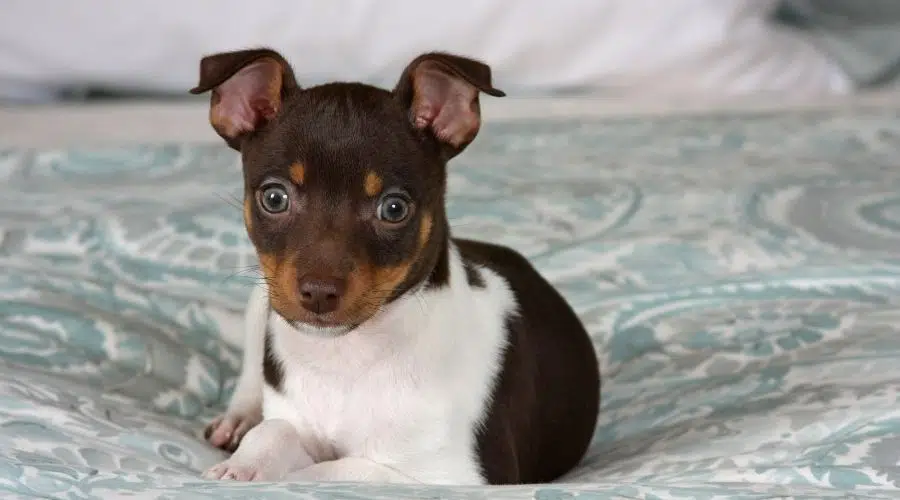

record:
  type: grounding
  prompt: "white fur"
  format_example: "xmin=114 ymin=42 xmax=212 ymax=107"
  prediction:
xmin=205 ymin=243 xmax=516 ymax=485
xmin=227 ymin=283 xmax=268 ymax=417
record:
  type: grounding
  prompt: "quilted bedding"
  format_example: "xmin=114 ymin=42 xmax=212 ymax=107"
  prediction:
xmin=2 ymin=107 xmax=900 ymax=499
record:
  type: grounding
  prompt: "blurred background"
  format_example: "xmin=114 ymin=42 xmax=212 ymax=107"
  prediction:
xmin=1 ymin=0 xmax=900 ymax=145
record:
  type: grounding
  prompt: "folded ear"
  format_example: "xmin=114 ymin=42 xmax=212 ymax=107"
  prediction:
xmin=394 ymin=52 xmax=505 ymax=159
xmin=189 ymin=48 xmax=298 ymax=150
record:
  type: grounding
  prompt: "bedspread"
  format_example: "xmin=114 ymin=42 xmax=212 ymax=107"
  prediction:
xmin=2 ymin=107 xmax=900 ymax=499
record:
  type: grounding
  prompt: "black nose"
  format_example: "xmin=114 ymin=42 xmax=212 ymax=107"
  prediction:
xmin=298 ymin=277 xmax=346 ymax=314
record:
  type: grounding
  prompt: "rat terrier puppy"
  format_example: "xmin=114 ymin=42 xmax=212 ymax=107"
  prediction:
xmin=192 ymin=48 xmax=600 ymax=485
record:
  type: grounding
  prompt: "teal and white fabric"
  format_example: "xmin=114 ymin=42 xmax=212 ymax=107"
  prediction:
xmin=2 ymin=108 xmax=900 ymax=498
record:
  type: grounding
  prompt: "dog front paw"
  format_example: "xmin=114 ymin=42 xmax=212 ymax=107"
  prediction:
xmin=203 ymin=459 xmax=276 ymax=482
xmin=204 ymin=410 xmax=262 ymax=452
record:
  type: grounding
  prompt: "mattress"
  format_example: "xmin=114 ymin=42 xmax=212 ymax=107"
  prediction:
xmin=2 ymin=102 xmax=900 ymax=499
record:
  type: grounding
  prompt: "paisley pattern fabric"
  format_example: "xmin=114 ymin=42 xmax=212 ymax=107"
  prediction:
xmin=2 ymin=108 xmax=900 ymax=499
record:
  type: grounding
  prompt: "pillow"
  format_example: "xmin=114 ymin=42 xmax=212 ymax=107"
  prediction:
xmin=0 ymin=0 xmax=850 ymax=102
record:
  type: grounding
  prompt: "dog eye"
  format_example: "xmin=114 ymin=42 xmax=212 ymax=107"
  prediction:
xmin=376 ymin=195 xmax=410 ymax=223
xmin=259 ymin=184 xmax=290 ymax=214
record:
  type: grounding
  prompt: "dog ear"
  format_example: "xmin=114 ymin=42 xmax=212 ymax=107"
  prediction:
xmin=394 ymin=52 xmax=505 ymax=159
xmin=189 ymin=48 xmax=298 ymax=150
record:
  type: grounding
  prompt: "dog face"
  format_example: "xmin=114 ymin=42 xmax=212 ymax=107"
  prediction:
xmin=191 ymin=48 xmax=504 ymax=331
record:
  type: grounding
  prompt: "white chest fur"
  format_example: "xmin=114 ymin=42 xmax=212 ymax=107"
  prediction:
xmin=262 ymin=246 xmax=516 ymax=485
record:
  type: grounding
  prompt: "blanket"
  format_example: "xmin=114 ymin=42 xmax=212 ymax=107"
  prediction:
xmin=2 ymin=107 xmax=900 ymax=498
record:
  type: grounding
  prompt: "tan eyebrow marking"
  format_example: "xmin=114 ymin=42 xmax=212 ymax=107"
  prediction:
xmin=289 ymin=162 xmax=305 ymax=185
xmin=364 ymin=171 xmax=383 ymax=197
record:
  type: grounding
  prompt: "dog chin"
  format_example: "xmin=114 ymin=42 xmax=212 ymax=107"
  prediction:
xmin=289 ymin=321 xmax=353 ymax=338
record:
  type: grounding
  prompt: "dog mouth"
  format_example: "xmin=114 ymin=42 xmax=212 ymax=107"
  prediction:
xmin=286 ymin=311 xmax=358 ymax=337
xmin=289 ymin=311 xmax=340 ymax=326
xmin=278 ymin=309 xmax=359 ymax=337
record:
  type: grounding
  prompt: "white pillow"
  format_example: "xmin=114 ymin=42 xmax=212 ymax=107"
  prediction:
xmin=0 ymin=0 xmax=851 ymax=101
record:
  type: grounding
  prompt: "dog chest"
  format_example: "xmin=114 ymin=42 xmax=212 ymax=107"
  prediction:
xmin=261 ymin=271 xmax=514 ymax=460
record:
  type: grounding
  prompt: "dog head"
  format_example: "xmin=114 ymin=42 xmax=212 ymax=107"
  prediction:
xmin=191 ymin=48 xmax=504 ymax=333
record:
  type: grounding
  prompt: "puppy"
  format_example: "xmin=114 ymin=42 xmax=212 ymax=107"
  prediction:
xmin=192 ymin=48 xmax=600 ymax=485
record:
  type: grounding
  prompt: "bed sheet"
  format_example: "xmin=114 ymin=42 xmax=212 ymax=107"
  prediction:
xmin=1 ymin=107 xmax=900 ymax=498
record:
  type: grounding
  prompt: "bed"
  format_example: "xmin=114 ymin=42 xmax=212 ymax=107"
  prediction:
xmin=2 ymin=93 xmax=900 ymax=499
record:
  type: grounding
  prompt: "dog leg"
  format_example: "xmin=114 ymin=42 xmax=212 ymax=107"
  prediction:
xmin=203 ymin=419 xmax=315 ymax=481
xmin=205 ymin=285 xmax=268 ymax=451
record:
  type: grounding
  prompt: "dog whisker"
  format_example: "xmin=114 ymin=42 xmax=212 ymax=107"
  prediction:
xmin=214 ymin=191 xmax=244 ymax=212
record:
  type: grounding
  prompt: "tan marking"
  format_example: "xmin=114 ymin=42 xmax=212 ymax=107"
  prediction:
xmin=262 ymin=212 xmax=435 ymax=326
xmin=417 ymin=212 xmax=433 ymax=250
xmin=364 ymin=171 xmax=383 ymax=197
xmin=243 ymin=197 xmax=253 ymax=232
xmin=343 ymin=212 xmax=434 ymax=322
xmin=344 ymin=260 xmax=414 ymax=322
xmin=258 ymin=252 xmax=301 ymax=322
xmin=276 ymin=260 xmax=300 ymax=320
xmin=257 ymin=253 xmax=277 ymax=293
xmin=289 ymin=163 xmax=305 ymax=185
